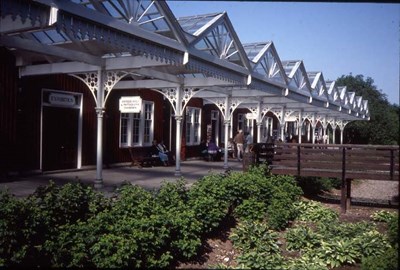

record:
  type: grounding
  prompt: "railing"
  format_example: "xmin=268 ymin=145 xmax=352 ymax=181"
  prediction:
xmin=255 ymin=143 xmax=399 ymax=213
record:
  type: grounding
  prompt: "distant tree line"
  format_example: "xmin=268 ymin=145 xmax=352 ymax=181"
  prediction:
xmin=337 ymin=74 xmax=399 ymax=145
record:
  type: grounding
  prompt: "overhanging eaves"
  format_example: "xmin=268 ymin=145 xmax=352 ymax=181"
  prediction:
xmin=34 ymin=0 xmax=186 ymax=53
xmin=0 ymin=35 xmax=104 ymax=66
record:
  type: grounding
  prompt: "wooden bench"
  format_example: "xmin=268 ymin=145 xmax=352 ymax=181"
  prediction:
xmin=253 ymin=143 xmax=275 ymax=164
xmin=128 ymin=147 xmax=161 ymax=168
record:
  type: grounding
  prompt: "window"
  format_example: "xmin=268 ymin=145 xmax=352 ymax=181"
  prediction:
xmin=186 ymin=107 xmax=201 ymax=145
xmin=238 ymin=113 xmax=245 ymax=131
xmin=120 ymin=100 xmax=154 ymax=147
xmin=238 ymin=113 xmax=253 ymax=134
xmin=211 ymin=110 xmax=220 ymax=145
xmin=261 ymin=116 xmax=273 ymax=138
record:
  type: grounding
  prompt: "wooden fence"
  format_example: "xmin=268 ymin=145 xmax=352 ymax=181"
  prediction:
xmin=253 ymin=143 xmax=399 ymax=213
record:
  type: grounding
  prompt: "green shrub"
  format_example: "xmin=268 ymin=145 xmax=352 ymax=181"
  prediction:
xmin=286 ymin=225 xmax=322 ymax=251
xmin=308 ymin=240 xmax=358 ymax=268
xmin=44 ymin=181 xmax=203 ymax=268
xmin=0 ymin=190 xmax=31 ymax=266
xmin=230 ymin=220 xmax=286 ymax=269
xmin=233 ymin=198 xmax=266 ymax=221
xmin=361 ymin=246 xmax=398 ymax=270
xmin=317 ymin=221 xmax=374 ymax=241
xmin=296 ymin=176 xmax=340 ymax=195
xmin=223 ymin=165 xmax=276 ymax=207
xmin=230 ymin=220 xmax=280 ymax=254
xmin=0 ymin=182 xmax=108 ymax=267
xmin=387 ymin=214 xmax=398 ymax=247
xmin=287 ymin=256 xmax=328 ymax=270
xmin=371 ymin=210 xmax=398 ymax=247
xmin=154 ymin=180 xmax=202 ymax=260
xmin=188 ymin=173 xmax=231 ymax=233
xmin=266 ymin=196 xmax=297 ymax=230
xmin=353 ymin=229 xmax=391 ymax=258
xmin=370 ymin=210 xmax=397 ymax=223
xmin=295 ymin=200 xmax=339 ymax=224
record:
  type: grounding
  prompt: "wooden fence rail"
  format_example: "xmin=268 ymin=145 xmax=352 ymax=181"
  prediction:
xmin=253 ymin=143 xmax=399 ymax=213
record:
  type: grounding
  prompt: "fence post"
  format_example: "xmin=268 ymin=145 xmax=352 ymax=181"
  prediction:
xmin=346 ymin=178 xmax=352 ymax=210
xmin=390 ymin=149 xmax=394 ymax=180
xmin=340 ymin=147 xmax=347 ymax=213
xmin=297 ymin=145 xmax=301 ymax=176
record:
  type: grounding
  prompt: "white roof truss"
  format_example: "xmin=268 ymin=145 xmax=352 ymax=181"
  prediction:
xmin=283 ymin=60 xmax=312 ymax=95
xmin=244 ymin=42 xmax=288 ymax=85
xmin=184 ymin=12 xmax=252 ymax=71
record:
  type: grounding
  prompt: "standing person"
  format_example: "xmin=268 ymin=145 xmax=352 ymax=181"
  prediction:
xmin=233 ymin=129 xmax=245 ymax=161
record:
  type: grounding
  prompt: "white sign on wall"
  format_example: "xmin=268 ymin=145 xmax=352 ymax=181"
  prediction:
xmin=246 ymin=113 xmax=256 ymax=120
xmin=119 ymin=96 xmax=142 ymax=113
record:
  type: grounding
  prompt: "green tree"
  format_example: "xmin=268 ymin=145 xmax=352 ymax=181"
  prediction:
xmin=336 ymin=74 xmax=399 ymax=145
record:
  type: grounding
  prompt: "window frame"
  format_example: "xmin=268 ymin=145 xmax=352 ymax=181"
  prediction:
xmin=185 ymin=106 xmax=201 ymax=145
xmin=120 ymin=100 xmax=154 ymax=148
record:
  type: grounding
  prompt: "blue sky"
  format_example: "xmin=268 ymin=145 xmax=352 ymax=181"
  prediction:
xmin=168 ymin=1 xmax=400 ymax=105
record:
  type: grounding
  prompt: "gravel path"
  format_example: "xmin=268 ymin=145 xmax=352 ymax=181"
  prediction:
xmin=352 ymin=179 xmax=399 ymax=202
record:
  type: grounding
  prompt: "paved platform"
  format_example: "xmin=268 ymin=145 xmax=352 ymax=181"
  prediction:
xmin=0 ymin=159 xmax=243 ymax=197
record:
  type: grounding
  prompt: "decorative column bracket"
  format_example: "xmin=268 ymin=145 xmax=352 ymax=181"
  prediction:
xmin=160 ymin=87 xmax=199 ymax=115
xmin=271 ymin=107 xmax=295 ymax=125
xmin=70 ymin=70 xmax=127 ymax=107
xmin=336 ymin=119 xmax=350 ymax=130
xmin=206 ymin=96 xmax=246 ymax=121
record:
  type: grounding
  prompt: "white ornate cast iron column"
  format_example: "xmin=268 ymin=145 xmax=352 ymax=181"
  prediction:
xmin=71 ymin=70 xmax=126 ymax=188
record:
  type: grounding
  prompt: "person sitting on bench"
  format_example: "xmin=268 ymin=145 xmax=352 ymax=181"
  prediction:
xmin=151 ymin=140 xmax=169 ymax=166
xmin=207 ymin=139 xmax=219 ymax=161
xmin=157 ymin=140 xmax=174 ymax=165
xmin=200 ymin=139 xmax=208 ymax=160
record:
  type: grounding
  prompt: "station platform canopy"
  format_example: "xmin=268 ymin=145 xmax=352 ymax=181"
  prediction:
xmin=0 ymin=0 xmax=369 ymax=122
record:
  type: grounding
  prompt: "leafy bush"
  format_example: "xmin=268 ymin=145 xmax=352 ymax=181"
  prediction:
xmin=309 ymin=240 xmax=358 ymax=268
xmin=266 ymin=196 xmax=297 ymax=230
xmin=230 ymin=220 xmax=286 ymax=269
xmin=43 ymin=181 xmax=204 ymax=268
xmin=296 ymin=176 xmax=340 ymax=195
xmin=353 ymin=230 xmax=391 ymax=258
xmin=370 ymin=210 xmax=397 ymax=223
xmin=0 ymin=182 xmax=108 ymax=267
xmin=387 ymin=214 xmax=399 ymax=246
xmin=361 ymin=246 xmax=398 ymax=270
xmin=0 ymin=190 xmax=31 ymax=266
xmin=189 ymin=166 xmax=301 ymax=231
xmin=286 ymin=225 xmax=321 ymax=251
xmin=371 ymin=210 xmax=398 ymax=247
xmin=187 ymin=173 xmax=231 ymax=233
xmin=4 ymin=166 xmax=393 ymax=270
xmin=317 ymin=221 xmax=374 ymax=241
xmin=225 ymin=166 xmax=302 ymax=229
xmin=233 ymin=198 xmax=266 ymax=222
xmin=154 ymin=180 xmax=202 ymax=260
xmin=295 ymin=200 xmax=339 ymax=224
xmin=228 ymin=188 xmax=396 ymax=270
xmin=230 ymin=220 xmax=280 ymax=254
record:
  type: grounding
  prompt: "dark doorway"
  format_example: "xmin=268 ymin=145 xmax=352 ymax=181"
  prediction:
xmin=42 ymin=106 xmax=79 ymax=171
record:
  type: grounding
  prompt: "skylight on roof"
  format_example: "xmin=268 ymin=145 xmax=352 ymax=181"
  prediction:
xmin=177 ymin=13 xmax=221 ymax=35
xmin=73 ymin=0 xmax=175 ymax=38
